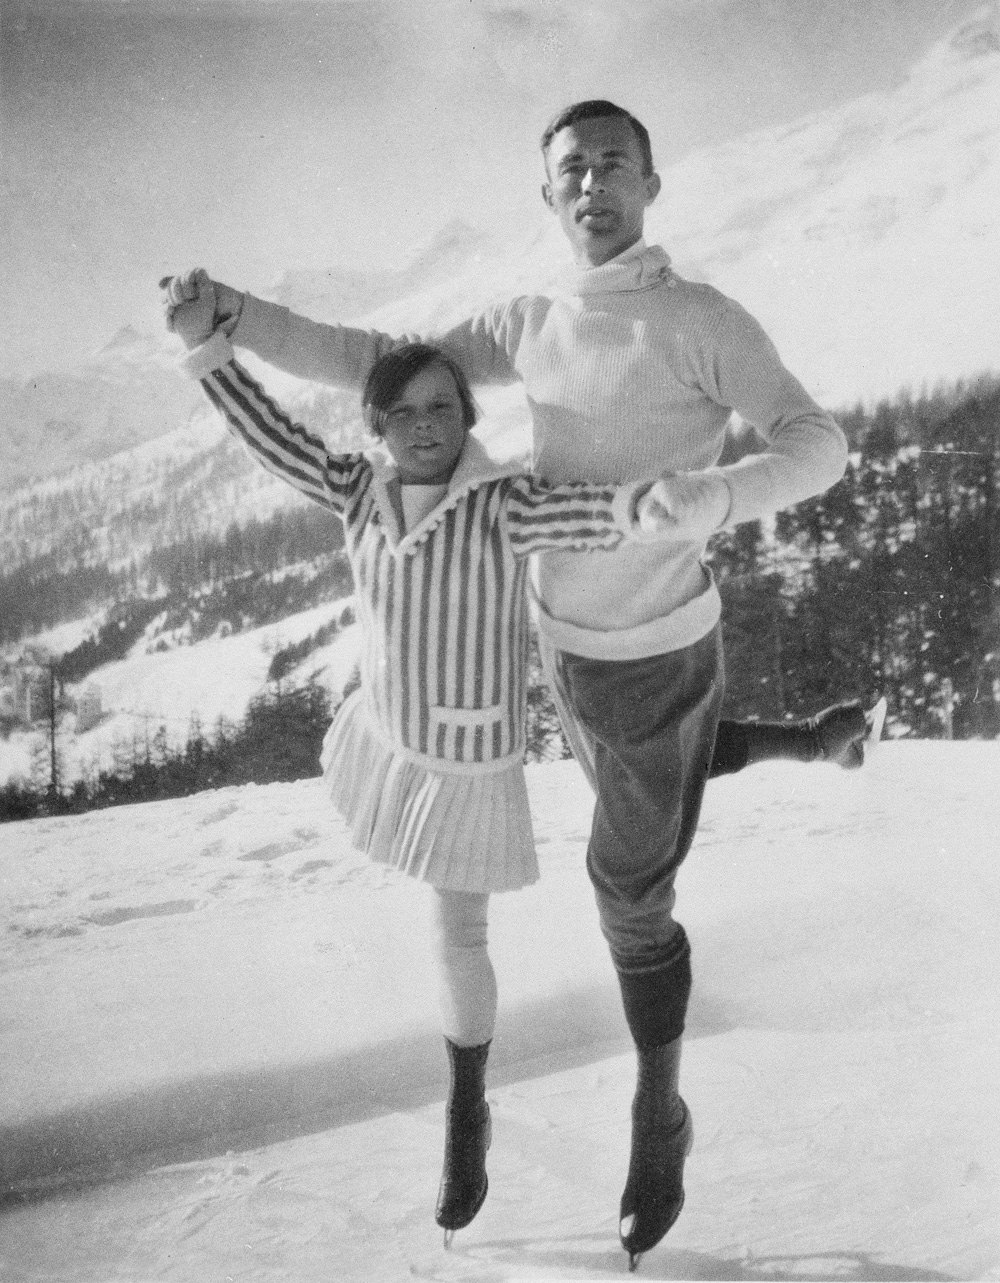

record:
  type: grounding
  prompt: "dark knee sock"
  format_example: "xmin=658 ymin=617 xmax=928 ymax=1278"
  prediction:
xmin=742 ymin=720 xmax=819 ymax=765
xmin=444 ymin=1036 xmax=491 ymax=1111
xmin=708 ymin=721 xmax=751 ymax=778
xmin=615 ymin=930 xmax=692 ymax=1050
xmin=710 ymin=719 xmax=818 ymax=777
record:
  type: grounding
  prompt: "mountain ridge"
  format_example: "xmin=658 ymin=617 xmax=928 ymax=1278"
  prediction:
xmin=3 ymin=10 xmax=998 ymax=489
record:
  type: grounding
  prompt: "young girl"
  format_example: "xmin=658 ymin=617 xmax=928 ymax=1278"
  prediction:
xmin=165 ymin=274 xmax=877 ymax=1247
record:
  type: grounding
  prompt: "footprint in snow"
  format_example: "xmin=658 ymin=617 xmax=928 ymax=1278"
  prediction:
xmin=238 ymin=840 xmax=303 ymax=863
xmin=83 ymin=899 xmax=198 ymax=926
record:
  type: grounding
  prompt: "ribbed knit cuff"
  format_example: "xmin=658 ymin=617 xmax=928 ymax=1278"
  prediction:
xmin=616 ymin=930 xmax=692 ymax=1049
xmin=715 ymin=460 xmax=772 ymax=529
xmin=700 ymin=467 xmax=734 ymax=530
xmin=180 ymin=330 xmax=235 ymax=381
xmin=613 ymin=481 xmax=650 ymax=538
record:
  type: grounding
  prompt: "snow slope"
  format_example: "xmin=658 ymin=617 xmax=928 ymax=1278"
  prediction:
xmin=0 ymin=603 xmax=362 ymax=788
xmin=2 ymin=743 xmax=998 ymax=1281
xmin=659 ymin=8 xmax=1000 ymax=406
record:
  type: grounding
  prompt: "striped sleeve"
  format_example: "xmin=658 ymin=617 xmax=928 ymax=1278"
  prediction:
xmin=200 ymin=360 xmax=365 ymax=514
xmin=503 ymin=475 xmax=643 ymax=558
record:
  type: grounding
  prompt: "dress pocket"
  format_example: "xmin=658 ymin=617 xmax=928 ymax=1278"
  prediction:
xmin=429 ymin=702 xmax=504 ymax=732
xmin=429 ymin=702 xmax=505 ymax=759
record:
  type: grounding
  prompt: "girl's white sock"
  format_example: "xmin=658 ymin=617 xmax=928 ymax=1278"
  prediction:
xmin=430 ymin=889 xmax=497 ymax=1047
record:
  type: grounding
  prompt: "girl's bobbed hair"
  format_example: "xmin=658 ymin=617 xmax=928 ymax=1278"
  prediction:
xmin=362 ymin=343 xmax=479 ymax=437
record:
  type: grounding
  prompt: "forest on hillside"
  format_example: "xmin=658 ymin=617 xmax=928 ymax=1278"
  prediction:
xmin=2 ymin=372 xmax=999 ymax=820
xmin=713 ymin=373 xmax=1000 ymax=739
xmin=0 ymin=503 xmax=351 ymax=661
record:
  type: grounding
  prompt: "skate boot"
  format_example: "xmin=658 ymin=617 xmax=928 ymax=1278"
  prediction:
xmin=435 ymin=1038 xmax=492 ymax=1247
xmin=619 ymin=1037 xmax=693 ymax=1271
xmin=806 ymin=701 xmax=868 ymax=768
xmin=807 ymin=697 xmax=887 ymax=769
xmin=733 ymin=699 xmax=884 ymax=775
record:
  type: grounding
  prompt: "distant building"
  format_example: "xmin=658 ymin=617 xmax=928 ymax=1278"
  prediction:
xmin=7 ymin=667 xmax=45 ymax=723
xmin=0 ymin=651 xmax=54 ymax=725
xmin=75 ymin=683 xmax=103 ymax=733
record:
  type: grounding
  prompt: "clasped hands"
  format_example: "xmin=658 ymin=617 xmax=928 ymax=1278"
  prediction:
xmin=634 ymin=471 xmax=732 ymax=542
xmin=160 ymin=268 xmax=243 ymax=350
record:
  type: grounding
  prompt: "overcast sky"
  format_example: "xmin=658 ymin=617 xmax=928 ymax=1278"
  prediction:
xmin=1 ymin=0 xmax=984 ymax=377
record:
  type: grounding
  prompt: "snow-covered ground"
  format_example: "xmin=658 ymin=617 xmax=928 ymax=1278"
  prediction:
xmin=1 ymin=742 xmax=998 ymax=1281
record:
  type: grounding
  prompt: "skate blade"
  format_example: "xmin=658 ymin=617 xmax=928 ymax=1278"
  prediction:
xmin=628 ymin=1250 xmax=643 ymax=1271
xmin=864 ymin=697 xmax=888 ymax=756
xmin=443 ymin=1229 xmax=455 ymax=1250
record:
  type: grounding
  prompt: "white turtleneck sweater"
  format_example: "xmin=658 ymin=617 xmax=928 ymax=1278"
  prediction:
xmin=229 ymin=242 xmax=847 ymax=661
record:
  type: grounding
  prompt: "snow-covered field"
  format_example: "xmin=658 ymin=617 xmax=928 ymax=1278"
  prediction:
xmin=1 ymin=742 xmax=998 ymax=1282
xmin=0 ymin=604 xmax=363 ymax=788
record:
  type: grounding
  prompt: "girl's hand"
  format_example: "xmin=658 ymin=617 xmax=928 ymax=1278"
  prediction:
xmin=161 ymin=269 xmax=216 ymax=349
xmin=636 ymin=471 xmax=732 ymax=541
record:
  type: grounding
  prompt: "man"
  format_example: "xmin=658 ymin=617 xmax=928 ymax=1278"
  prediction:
xmin=169 ymin=99 xmax=847 ymax=1266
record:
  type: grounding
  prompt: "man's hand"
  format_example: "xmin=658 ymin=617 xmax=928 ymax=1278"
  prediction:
xmin=160 ymin=269 xmax=244 ymax=343
xmin=161 ymin=268 xmax=217 ymax=350
xmin=636 ymin=471 xmax=732 ymax=541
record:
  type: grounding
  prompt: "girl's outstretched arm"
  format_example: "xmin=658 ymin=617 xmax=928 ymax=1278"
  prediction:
xmin=503 ymin=474 xmax=650 ymax=558
xmin=184 ymin=331 xmax=366 ymax=516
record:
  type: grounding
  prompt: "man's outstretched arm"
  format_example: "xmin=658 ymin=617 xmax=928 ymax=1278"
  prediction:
xmin=166 ymin=271 xmax=521 ymax=394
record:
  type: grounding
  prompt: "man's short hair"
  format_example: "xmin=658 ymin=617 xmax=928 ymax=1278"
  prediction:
xmin=540 ymin=100 xmax=655 ymax=177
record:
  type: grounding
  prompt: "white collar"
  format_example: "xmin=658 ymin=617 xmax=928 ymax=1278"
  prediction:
xmin=563 ymin=241 xmax=674 ymax=296
xmin=594 ymin=236 xmax=648 ymax=266
xmin=366 ymin=429 xmax=529 ymax=552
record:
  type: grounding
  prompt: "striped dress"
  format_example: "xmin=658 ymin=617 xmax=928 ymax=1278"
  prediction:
xmin=198 ymin=353 xmax=641 ymax=892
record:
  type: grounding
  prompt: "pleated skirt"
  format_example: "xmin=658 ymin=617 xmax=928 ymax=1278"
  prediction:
xmin=320 ymin=690 xmax=539 ymax=893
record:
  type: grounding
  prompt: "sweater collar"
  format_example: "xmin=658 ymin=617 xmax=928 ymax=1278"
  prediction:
xmin=562 ymin=240 xmax=674 ymax=296
xmin=366 ymin=428 xmax=528 ymax=552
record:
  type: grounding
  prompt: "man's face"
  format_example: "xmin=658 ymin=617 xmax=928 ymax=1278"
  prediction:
xmin=542 ymin=115 xmax=661 ymax=268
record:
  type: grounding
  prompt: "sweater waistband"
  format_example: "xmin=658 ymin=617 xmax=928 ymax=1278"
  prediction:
xmin=531 ymin=575 xmax=721 ymax=661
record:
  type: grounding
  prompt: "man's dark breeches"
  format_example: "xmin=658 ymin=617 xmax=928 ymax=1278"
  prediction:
xmin=553 ymin=626 xmax=724 ymax=1047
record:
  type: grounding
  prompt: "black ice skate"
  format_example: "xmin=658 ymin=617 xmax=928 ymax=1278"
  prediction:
xmin=619 ymin=1040 xmax=693 ymax=1272
xmin=435 ymin=1038 xmax=492 ymax=1247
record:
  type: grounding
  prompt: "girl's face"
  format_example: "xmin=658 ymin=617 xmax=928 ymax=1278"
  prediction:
xmin=379 ymin=363 xmax=469 ymax=485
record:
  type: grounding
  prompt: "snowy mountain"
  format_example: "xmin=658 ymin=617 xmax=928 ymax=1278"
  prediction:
xmin=5 ymin=10 xmax=998 ymax=495
xmin=267 ymin=220 xmax=497 ymax=324
xmin=0 ymin=327 xmax=204 ymax=491
xmin=342 ymin=7 xmax=1000 ymax=407
xmin=658 ymin=6 xmax=1000 ymax=405
xmin=0 ymin=224 xmax=494 ymax=494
